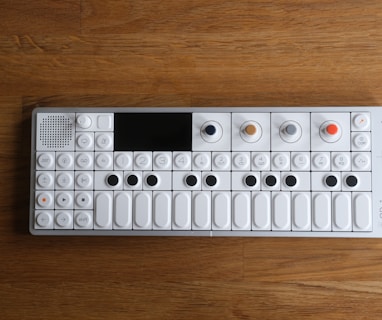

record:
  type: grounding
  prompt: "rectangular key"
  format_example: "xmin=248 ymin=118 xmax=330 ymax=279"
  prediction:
xmin=232 ymin=192 xmax=251 ymax=230
xmin=292 ymin=192 xmax=311 ymax=231
xmin=353 ymin=192 xmax=372 ymax=232
xmin=332 ymin=192 xmax=352 ymax=231
xmin=192 ymin=191 xmax=211 ymax=230
xmin=133 ymin=191 xmax=152 ymax=230
xmin=153 ymin=191 xmax=171 ymax=230
xmin=312 ymin=192 xmax=331 ymax=231
xmin=272 ymin=192 xmax=291 ymax=231
xmin=252 ymin=192 xmax=271 ymax=230
xmin=212 ymin=192 xmax=231 ymax=230
xmin=94 ymin=191 xmax=113 ymax=229
xmin=113 ymin=191 xmax=132 ymax=229
xmin=172 ymin=191 xmax=191 ymax=230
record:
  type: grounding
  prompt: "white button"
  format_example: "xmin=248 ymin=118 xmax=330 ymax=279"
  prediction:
xmin=153 ymin=152 xmax=172 ymax=171
xmin=77 ymin=114 xmax=92 ymax=129
xmin=36 ymin=172 xmax=54 ymax=189
xmin=134 ymin=152 xmax=152 ymax=170
xmin=114 ymin=191 xmax=132 ymax=229
xmin=312 ymin=192 xmax=331 ymax=231
xmin=353 ymin=192 xmax=372 ymax=231
xmin=97 ymin=115 xmax=112 ymax=130
xmin=36 ymin=191 xmax=54 ymax=209
xmin=114 ymin=152 xmax=132 ymax=170
xmin=232 ymin=192 xmax=251 ymax=230
xmin=292 ymin=192 xmax=311 ymax=231
xmin=272 ymin=192 xmax=291 ymax=231
xmin=192 ymin=192 xmax=211 ymax=230
xmin=75 ymin=172 xmax=93 ymax=189
xmin=232 ymin=152 xmax=250 ymax=171
xmin=192 ymin=152 xmax=211 ymax=170
xmin=252 ymin=192 xmax=271 ymax=230
xmin=153 ymin=191 xmax=171 ymax=230
xmin=172 ymin=192 xmax=191 ymax=230
xmin=95 ymin=133 xmax=113 ymax=150
xmin=35 ymin=211 xmax=53 ymax=228
xmin=74 ymin=211 xmax=93 ymax=229
xmin=291 ymin=152 xmax=310 ymax=171
xmin=56 ymin=192 xmax=73 ymax=208
xmin=76 ymin=133 xmax=93 ymax=150
xmin=133 ymin=191 xmax=152 ymax=229
xmin=95 ymin=152 xmax=113 ymax=170
xmin=55 ymin=211 xmax=73 ymax=229
xmin=271 ymin=152 xmax=290 ymax=170
xmin=212 ymin=192 xmax=231 ymax=230
xmin=352 ymin=132 xmax=371 ymax=151
xmin=173 ymin=152 xmax=191 ymax=170
xmin=332 ymin=192 xmax=351 ymax=231
xmin=37 ymin=152 xmax=55 ymax=170
xmin=252 ymin=152 xmax=270 ymax=170
xmin=212 ymin=152 xmax=231 ymax=170
xmin=352 ymin=152 xmax=371 ymax=171
xmin=311 ymin=152 xmax=330 ymax=171
xmin=56 ymin=172 xmax=73 ymax=189
xmin=75 ymin=152 xmax=93 ymax=170
xmin=352 ymin=113 xmax=370 ymax=131
xmin=332 ymin=152 xmax=351 ymax=171
xmin=94 ymin=191 xmax=112 ymax=229
xmin=75 ymin=191 xmax=92 ymax=209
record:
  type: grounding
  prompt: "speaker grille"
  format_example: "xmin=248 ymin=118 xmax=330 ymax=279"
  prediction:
xmin=39 ymin=115 xmax=73 ymax=149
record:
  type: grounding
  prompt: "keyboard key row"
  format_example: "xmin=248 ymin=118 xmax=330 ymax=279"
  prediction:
xmin=35 ymin=171 xmax=372 ymax=192
xmin=34 ymin=191 xmax=372 ymax=232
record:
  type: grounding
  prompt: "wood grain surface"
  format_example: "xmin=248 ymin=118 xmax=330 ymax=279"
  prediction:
xmin=1 ymin=1 xmax=382 ymax=319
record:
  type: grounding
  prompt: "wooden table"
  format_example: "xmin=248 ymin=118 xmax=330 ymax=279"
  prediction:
xmin=2 ymin=1 xmax=382 ymax=319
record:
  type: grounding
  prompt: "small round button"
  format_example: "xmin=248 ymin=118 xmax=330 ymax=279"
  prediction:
xmin=193 ymin=153 xmax=210 ymax=170
xmin=76 ymin=172 xmax=92 ymax=189
xmin=56 ymin=172 xmax=73 ymax=188
xmin=154 ymin=153 xmax=171 ymax=169
xmin=205 ymin=175 xmax=217 ymax=187
xmin=55 ymin=211 xmax=72 ymax=228
xmin=285 ymin=175 xmax=297 ymax=187
xmin=76 ymin=133 xmax=93 ymax=149
xmin=345 ymin=175 xmax=358 ymax=187
xmin=146 ymin=175 xmax=158 ymax=187
xmin=57 ymin=153 xmax=73 ymax=169
xmin=37 ymin=153 xmax=54 ymax=169
xmin=352 ymin=133 xmax=370 ymax=150
xmin=96 ymin=134 xmax=112 ymax=149
xmin=353 ymin=114 xmax=370 ymax=130
xmin=56 ymin=192 xmax=72 ymax=208
xmin=77 ymin=115 xmax=92 ymax=129
xmin=353 ymin=153 xmax=370 ymax=170
xmin=75 ymin=192 xmax=92 ymax=208
xmin=75 ymin=211 xmax=92 ymax=228
xmin=127 ymin=174 xmax=139 ymax=186
xmin=205 ymin=125 xmax=216 ymax=135
xmin=107 ymin=174 xmax=119 ymax=186
xmin=96 ymin=153 xmax=112 ymax=169
xmin=115 ymin=153 xmax=132 ymax=169
xmin=233 ymin=153 xmax=250 ymax=170
xmin=76 ymin=153 xmax=93 ymax=169
xmin=174 ymin=153 xmax=190 ymax=170
xmin=325 ymin=175 xmax=338 ymax=187
xmin=186 ymin=175 xmax=198 ymax=187
xmin=36 ymin=211 xmax=52 ymax=228
xmin=245 ymin=175 xmax=257 ymax=187
xmin=265 ymin=175 xmax=277 ymax=187
xmin=37 ymin=172 xmax=53 ymax=188
xmin=253 ymin=153 xmax=270 ymax=170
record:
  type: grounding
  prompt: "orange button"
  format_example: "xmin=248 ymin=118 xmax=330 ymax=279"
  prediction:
xmin=326 ymin=124 xmax=338 ymax=135
xmin=245 ymin=124 xmax=257 ymax=135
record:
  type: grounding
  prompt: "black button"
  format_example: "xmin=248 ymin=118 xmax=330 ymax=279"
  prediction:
xmin=146 ymin=175 xmax=158 ymax=187
xmin=285 ymin=175 xmax=297 ymax=187
xmin=265 ymin=175 xmax=277 ymax=187
xmin=325 ymin=175 xmax=338 ymax=187
xmin=107 ymin=174 xmax=119 ymax=186
xmin=245 ymin=175 xmax=257 ymax=187
xmin=186 ymin=175 xmax=198 ymax=187
xmin=205 ymin=125 xmax=216 ymax=136
xmin=205 ymin=175 xmax=217 ymax=187
xmin=127 ymin=174 xmax=138 ymax=186
xmin=346 ymin=175 xmax=358 ymax=187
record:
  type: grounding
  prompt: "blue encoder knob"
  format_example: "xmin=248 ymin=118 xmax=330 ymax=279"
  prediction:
xmin=205 ymin=125 xmax=216 ymax=136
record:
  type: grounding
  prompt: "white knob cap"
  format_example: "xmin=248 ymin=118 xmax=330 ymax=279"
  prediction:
xmin=77 ymin=115 xmax=92 ymax=129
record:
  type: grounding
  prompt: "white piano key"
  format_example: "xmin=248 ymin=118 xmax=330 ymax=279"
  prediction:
xmin=113 ymin=191 xmax=132 ymax=229
xmin=212 ymin=192 xmax=231 ymax=230
xmin=252 ymin=192 xmax=271 ymax=230
xmin=192 ymin=192 xmax=211 ymax=230
xmin=312 ymin=192 xmax=331 ymax=231
xmin=232 ymin=192 xmax=251 ymax=230
xmin=292 ymin=192 xmax=311 ymax=231
xmin=133 ymin=191 xmax=152 ymax=230
xmin=153 ymin=191 xmax=172 ymax=230
xmin=172 ymin=191 xmax=191 ymax=230
xmin=353 ymin=192 xmax=372 ymax=231
xmin=332 ymin=192 xmax=352 ymax=231
xmin=94 ymin=191 xmax=112 ymax=229
xmin=272 ymin=192 xmax=291 ymax=231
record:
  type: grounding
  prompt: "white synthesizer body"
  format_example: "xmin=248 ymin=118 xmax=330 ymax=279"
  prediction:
xmin=30 ymin=107 xmax=382 ymax=237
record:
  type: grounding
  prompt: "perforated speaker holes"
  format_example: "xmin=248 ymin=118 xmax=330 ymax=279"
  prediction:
xmin=39 ymin=115 xmax=73 ymax=148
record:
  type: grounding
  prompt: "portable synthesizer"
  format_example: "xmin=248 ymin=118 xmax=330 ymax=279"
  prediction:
xmin=30 ymin=107 xmax=382 ymax=237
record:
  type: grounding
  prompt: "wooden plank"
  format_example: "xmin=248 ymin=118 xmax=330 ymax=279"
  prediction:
xmin=0 ymin=0 xmax=80 ymax=35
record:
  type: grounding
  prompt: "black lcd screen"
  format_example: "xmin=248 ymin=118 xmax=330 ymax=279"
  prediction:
xmin=114 ymin=113 xmax=192 ymax=151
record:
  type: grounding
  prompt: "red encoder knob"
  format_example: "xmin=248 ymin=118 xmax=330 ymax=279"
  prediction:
xmin=326 ymin=123 xmax=338 ymax=135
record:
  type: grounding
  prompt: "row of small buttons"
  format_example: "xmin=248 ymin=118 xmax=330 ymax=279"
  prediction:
xmin=35 ymin=171 xmax=371 ymax=196
xmin=34 ymin=190 xmax=372 ymax=232
xmin=36 ymin=151 xmax=372 ymax=171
